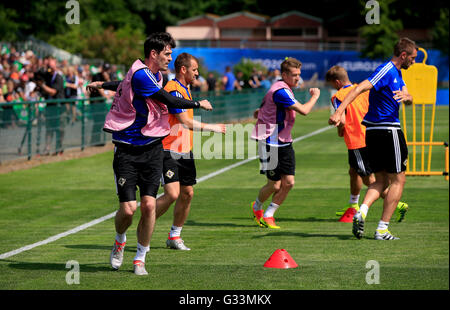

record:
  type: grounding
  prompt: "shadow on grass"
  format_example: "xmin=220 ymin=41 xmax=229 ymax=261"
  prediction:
xmin=5 ymin=260 xmax=112 ymax=273
xmin=232 ymin=217 xmax=339 ymax=223
xmin=252 ymin=231 xmax=354 ymax=240
xmin=64 ymin=244 xmax=167 ymax=251
xmin=184 ymin=220 xmax=254 ymax=228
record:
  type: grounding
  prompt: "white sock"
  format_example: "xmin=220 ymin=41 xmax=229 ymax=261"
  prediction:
xmin=263 ymin=202 xmax=280 ymax=218
xmin=359 ymin=204 xmax=369 ymax=218
xmin=169 ymin=225 xmax=182 ymax=239
xmin=377 ymin=220 xmax=389 ymax=231
xmin=349 ymin=194 xmax=360 ymax=205
xmin=115 ymin=232 xmax=126 ymax=244
xmin=134 ymin=242 xmax=150 ymax=262
xmin=253 ymin=199 xmax=263 ymax=211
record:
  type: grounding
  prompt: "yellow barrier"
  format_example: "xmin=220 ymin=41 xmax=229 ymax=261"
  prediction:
xmin=401 ymin=48 xmax=449 ymax=180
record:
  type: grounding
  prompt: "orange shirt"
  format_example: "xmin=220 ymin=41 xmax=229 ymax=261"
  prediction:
xmin=162 ymin=80 xmax=194 ymax=153
xmin=331 ymin=84 xmax=369 ymax=150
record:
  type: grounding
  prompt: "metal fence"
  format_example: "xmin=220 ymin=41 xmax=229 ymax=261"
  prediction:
xmin=0 ymin=88 xmax=332 ymax=163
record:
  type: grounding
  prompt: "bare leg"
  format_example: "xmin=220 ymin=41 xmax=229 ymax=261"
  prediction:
xmin=115 ymin=201 xmax=138 ymax=234
xmin=381 ymin=172 xmax=406 ymax=222
xmin=136 ymin=195 xmax=156 ymax=247
xmin=361 ymin=172 xmax=389 ymax=208
xmin=363 ymin=173 xmax=389 ymax=199
xmin=172 ymin=185 xmax=194 ymax=227
xmin=257 ymin=179 xmax=281 ymax=203
xmin=155 ymin=182 xmax=180 ymax=220
xmin=349 ymin=167 xmax=363 ymax=196
xmin=271 ymin=175 xmax=295 ymax=206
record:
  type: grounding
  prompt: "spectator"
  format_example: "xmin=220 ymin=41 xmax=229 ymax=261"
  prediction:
xmin=270 ymin=69 xmax=281 ymax=84
xmin=1 ymin=79 xmax=19 ymax=128
xmin=206 ymin=72 xmax=216 ymax=91
xmin=259 ymin=73 xmax=271 ymax=89
xmin=236 ymin=71 xmax=250 ymax=89
xmin=222 ymin=66 xmax=241 ymax=91
xmin=191 ymin=74 xmax=207 ymax=92
xmin=0 ymin=46 xmax=127 ymax=151
xmin=64 ymin=66 xmax=80 ymax=123
xmin=89 ymin=62 xmax=113 ymax=146
xmin=248 ymin=68 xmax=261 ymax=88
xmin=36 ymin=56 xmax=66 ymax=155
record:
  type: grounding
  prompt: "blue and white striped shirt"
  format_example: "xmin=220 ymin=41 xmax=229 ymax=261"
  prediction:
xmin=363 ymin=61 xmax=406 ymax=129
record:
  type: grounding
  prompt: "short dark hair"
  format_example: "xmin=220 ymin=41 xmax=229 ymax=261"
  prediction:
xmin=174 ymin=53 xmax=198 ymax=73
xmin=144 ymin=32 xmax=176 ymax=59
xmin=393 ymin=37 xmax=417 ymax=57
xmin=280 ymin=57 xmax=302 ymax=74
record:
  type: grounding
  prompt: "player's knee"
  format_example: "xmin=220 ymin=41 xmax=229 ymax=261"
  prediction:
xmin=140 ymin=200 xmax=156 ymax=217
xmin=364 ymin=174 xmax=375 ymax=186
xmin=282 ymin=178 xmax=295 ymax=190
xmin=180 ymin=187 xmax=194 ymax=202
xmin=121 ymin=208 xmax=134 ymax=219
xmin=270 ymin=181 xmax=281 ymax=192
xmin=391 ymin=173 xmax=406 ymax=187
xmin=165 ymin=188 xmax=180 ymax=203
xmin=120 ymin=202 xmax=137 ymax=217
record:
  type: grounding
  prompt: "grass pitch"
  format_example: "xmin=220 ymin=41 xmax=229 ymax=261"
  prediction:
xmin=0 ymin=107 xmax=448 ymax=290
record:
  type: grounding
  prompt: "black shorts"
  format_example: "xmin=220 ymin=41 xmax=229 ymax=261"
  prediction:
xmin=365 ymin=128 xmax=408 ymax=174
xmin=113 ymin=141 xmax=163 ymax=202
xmin=348 ymin=147 xmax=373 ymax=177
xmin=162 ymin=150 xmax=197 ymax=186
xmin=259 ymin=142 xmax=296 ymax=181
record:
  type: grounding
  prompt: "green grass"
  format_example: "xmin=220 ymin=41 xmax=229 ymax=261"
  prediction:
xmin=0 ymin=107 xmax=448 ymax=290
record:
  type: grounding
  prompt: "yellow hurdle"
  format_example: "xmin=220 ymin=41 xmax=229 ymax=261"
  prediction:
xmin=401 ymin=48 xmax=449 ymax=180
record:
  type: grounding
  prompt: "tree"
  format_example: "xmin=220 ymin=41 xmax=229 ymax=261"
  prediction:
xmin=359 ymin=0 xmax=403 ymax=60
xmin=233 ymin=58 xmax=267 ymax=83
xmin=0 ymin=5 xmax=20 ymax=42
xmin=431 ymin=8 xmax=449 ymax=55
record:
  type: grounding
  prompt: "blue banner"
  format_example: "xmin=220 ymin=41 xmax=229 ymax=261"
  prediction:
xmin=169 ymin=47 xmax=449 ymax=83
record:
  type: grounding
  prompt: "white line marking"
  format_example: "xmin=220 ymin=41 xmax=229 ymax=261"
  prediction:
xmin=0 ymin=126 xmax=333 ymax=259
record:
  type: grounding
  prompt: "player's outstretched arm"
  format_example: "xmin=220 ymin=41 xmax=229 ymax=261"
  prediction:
xmin=288 ymin=88 xmax=320 ymax=116
xmin=86 ymin=80 xmax=212 ymax=111
xmin=329 ymin=80 xmax=372 ymax=127
xmin=175 ymin=112 xmax=226 ymax=133
xmin=151 ymin=90 xmax=212 ymax=111
xmin=86 ymin=81 xmax=120 ymax=93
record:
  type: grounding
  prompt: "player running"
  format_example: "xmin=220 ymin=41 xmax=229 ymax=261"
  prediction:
xmin=329 ymin=38 xmax=416 ymax=240
xmin=88 ymin=32 xmax=212 ymax=275
xmin=250 ymin=57 xmax=320 ymax=229
xmin=325 ymin=65 xmax=408 ymax=221
xmin=155 ymin=52 xmax=226 ymax=250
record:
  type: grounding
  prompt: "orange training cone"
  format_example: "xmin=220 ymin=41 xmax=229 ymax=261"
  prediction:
xmin=263 ymin=249 xmax=298 ymax=269
xmin=338 ymin=207 xmax=357 ymax=223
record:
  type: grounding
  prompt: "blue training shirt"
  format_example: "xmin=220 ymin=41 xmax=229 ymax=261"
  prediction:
xmin=332 ymin=84 xmax=352 ymax=110
xmin=363 ymin=61 xmax=406 ymax=129
xmin=266 ymin=88 xmax=296 ymax=146
xmin=112 ymin=68 xmax=162 ymax=145
xmin=224 ymin=72 xmax=236 ymax=91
